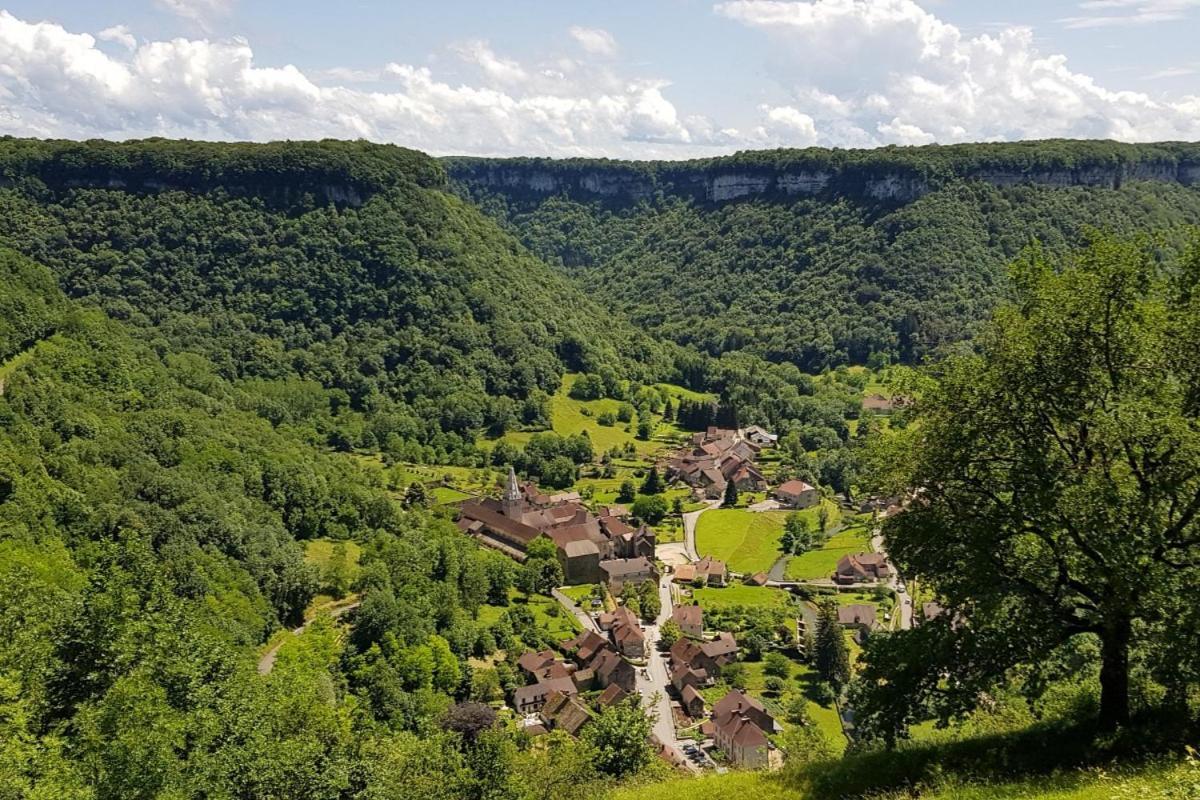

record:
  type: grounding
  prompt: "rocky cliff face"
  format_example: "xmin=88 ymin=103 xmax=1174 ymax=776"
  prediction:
xmin=449 ymin=157 xmax=1200 ymax=205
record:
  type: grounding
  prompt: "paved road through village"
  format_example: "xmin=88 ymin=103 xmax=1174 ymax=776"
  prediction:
xmin=635 ymin=571 xmax=680 ymax=750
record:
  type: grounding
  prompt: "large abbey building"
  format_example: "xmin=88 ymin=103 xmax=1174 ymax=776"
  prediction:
xmin=457 ymin=467 xmax=655 ymax=585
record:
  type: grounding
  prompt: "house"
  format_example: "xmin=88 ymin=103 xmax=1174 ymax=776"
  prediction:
xmin=837 ymin=603 xmax=878 ymax=630
xmin=671 ymin=604 xmax=703 ymax=639
xmin=672 ymin=563 xmax=696 ymax=583
xmin=600 ymin=556 xmax=657 ymax=593
xmin=513 ymin=676 xmax=578 ymax=714
xmin=742 ymin=425 xmax=778 ymax=446
xmin=680 ymin=684 xmax=706 ymax=718
xmin=595 ymin=684 xmax=629 ymax=708
xmin=670 ymin=632 xmax=738 ymax=676
xmin=589 ymin=647 xmax=637 ymax=693
xmin=745 ymin=571 xmax=769 ymax=587
xmin=670 ymin=662 xmax=710 ymax=693
xmin=517 ymin=649 xmax=558 ymax=679
xmin=601 ymin=606 xmax=647 ymax=658
xmin=571 ymin=667 xmax=596 ymax=691
xmin=691 ymin=555 xmax=727 ymax=587
xmin=834 ymin=552 xmax=891 ymax=584
xmin=711 ymin=690 xmax=777 ymax=769
xmin=539 ymin=690 xmax=592 ymax=736
xmin=563 ymin=630 xmax=610 ymax=663
xmin=774 ymin=479 xmax=820 ymax=509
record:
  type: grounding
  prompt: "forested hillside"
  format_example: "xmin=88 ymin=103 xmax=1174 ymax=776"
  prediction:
xmin=0 ymin=138 xmax=677 ymax=465
xmin=448 ymin=141 xmax=1200 ymax=369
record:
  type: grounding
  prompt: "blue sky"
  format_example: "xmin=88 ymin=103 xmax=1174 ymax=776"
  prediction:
xmin=2 ymin=1 xmax=1199 ymax=157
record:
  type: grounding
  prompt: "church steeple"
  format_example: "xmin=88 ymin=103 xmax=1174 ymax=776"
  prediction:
xmin=502 ymin=464 xmax=522 ymax=518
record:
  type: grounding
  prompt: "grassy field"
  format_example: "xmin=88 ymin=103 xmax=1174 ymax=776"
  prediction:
xmin=602 ymin=760 xmax=1194 ymax=800
xmin=691 ymin=584 xmax=792 ymax=610
xmin=786 ymin=524 xmax=874 ymax=581
xmin=695 ymin=509 xmax=789 ymax=574
xmin=431 ymin=486 xmax=471 ymax=504
xmin=303 ymin=538 xmax=361 ymax=576
xmin=482 ymin=373 xmax=691 ymax=458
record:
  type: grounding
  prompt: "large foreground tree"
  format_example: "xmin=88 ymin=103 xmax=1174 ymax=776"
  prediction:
xmin=859 ymin=236 xmax=1200 ymax=737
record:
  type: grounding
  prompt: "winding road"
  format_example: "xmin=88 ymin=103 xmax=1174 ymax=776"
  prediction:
xmin=679 ymin=498 xmax=722 ymax=561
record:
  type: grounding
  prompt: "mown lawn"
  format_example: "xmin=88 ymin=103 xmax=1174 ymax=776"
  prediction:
xmin=785 ymin=524 xmax=874 ymax=581
xmin=691 ymin=584 xmax=792 ymax=610
xmin=695 ymin=509 xmax=789 ymax=574
xmin=303 ymin=538 xmax=361 ymax=576
xmin=431 ymin=486 xmax=471 ymax=504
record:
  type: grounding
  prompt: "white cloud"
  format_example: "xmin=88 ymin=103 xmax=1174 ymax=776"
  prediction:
xmin=715 ymin=0 xmax=1200 ymax=147
xmin=1060 ymin=0 xmax=1200 ymax=28
xmin=97 ymin=24 xmax=135 ymax=50
xmin=569 ymin=26 xmax=618 ymax=56
xmin=155 ymin=0 xmax=233 ymax=27
xmin=0 ymin=10 xmax=709 ymax=157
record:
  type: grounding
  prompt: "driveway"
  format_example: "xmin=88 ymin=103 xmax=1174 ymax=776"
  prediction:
xmin=747 ymin=498 xmax=782 ymax=512
xmin=680 ymin=499 xmax=722 ymax=561
xmin=551 ymin=588 xmax=601 ymax=634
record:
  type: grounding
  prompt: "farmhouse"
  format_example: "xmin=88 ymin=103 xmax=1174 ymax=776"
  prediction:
xmin=774 ymin=479 xmax=820 ymax=509
xmin=457 ymin=467 xmax=655 ymax=584
xmin=513 ymin=676 xmax=578 ymax=714
xmin=665 ymin=428 xmax=768 ymax=499
xmin=600 ymin=605 xmax=647 ymax=658
xmin=834 ymin=552 xmax=891 ymax=584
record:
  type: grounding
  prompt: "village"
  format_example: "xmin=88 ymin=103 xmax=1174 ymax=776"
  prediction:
xmin=453 ymin=411 xmax=922 ymax=773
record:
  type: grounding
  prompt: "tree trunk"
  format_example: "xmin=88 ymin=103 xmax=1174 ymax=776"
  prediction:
xmin=1098 ymin=615 xmax=1131 ymax=731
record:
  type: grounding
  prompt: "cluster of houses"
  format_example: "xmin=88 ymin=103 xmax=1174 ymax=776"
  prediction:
xmin=664 ymin=426 xmax=774 ymax=499
xmin=458 ymin=467 xmax=656 ymax=585
xmin=511 ymin=645 xmax=633 ymax=738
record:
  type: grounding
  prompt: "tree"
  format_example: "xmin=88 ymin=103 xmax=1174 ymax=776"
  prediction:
xmin=540 ymin=455 xmax=577 ymax=489
xmin=659 ymin=619 xmax=682 ymax=648
xmin=616 ymin=479 xmax=636 ymax=503
xmin=817 ymin=504 xmax=830 ymax=534
xmin=636 ymin=418 xmax=653 ymax=440
xmin=403 ymin=482 xmax=429 ymax=509
xmin=722 ymin=479 xmax=739 ymax=508
xmin=672 ymin=495 xmax=684 ymax=516
xmin=580 ymin=699 xmax=655 ymax=778
xmin=636 ymin=580 xmax=661 ymax=622
xmin=781 ymin=512 xmax=815 ymax=555
xmin=815 ymin=599 xmax=850 ymax=690
xmin=719 ymin=662 xmax=748 ymax=690
xmin=631 ymin=495 xmax=668 ymax=525
xmin=640 ymin=466 xmax=663 ymax=495
xmin=323 ymin=540 xmax=353 ymax=597
xmin=764 ymin=652 xmax=791 ymax=679
xmin=863 ymin=237 xmax=1200 ymax=735
xmin=519 ymin=557 xmax=563 ymax=596
xmin=440 ymin=702 xmax=497 ymax=745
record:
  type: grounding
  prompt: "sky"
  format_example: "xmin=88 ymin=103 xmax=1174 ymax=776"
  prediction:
xmin=2 ymin=0 xmax=1199 ymax=159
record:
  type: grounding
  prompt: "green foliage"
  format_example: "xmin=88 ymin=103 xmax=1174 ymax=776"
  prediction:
xmin=861 ymin=234 xmax=1200 ymax=739
xmin=581 ymin=699 xmax=656 ymax=779
xmin=815 ymin=599 xmax=851 ymax=690
xmin=722 ymin=480 xmax=739 ymax=508
xmin=631 ymin=494 xmax=668 ymax=525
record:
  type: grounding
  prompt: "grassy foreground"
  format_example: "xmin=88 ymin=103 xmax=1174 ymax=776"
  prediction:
xmin=604 ymin=759 xmax=1196 ymax=800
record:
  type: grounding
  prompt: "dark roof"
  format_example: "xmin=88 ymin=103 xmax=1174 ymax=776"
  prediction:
xmin=671 ymin=604 xmax=703 ymax=629
xmin=838 ymin=603 xmax=877 ymax=628
xmin=459 ymin=498 xmax=542 ymax=545
xmin=596 ymin=684 xmax=629 ymax=707
xmin=600 ymin=557 xmax=654 ymax=578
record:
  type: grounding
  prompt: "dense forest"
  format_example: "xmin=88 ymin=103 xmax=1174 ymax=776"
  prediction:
xmin=449 ymin=142 xmax=1200 ymax=369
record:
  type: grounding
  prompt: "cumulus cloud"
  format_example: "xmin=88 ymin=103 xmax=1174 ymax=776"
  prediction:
xmin=569 ymin=26 xmax=617 ymax=56
xmin=97 ymin=24 xmax=136 ymax=50
xmin=0 ymin=11 xmax=711 ymax=156
xmin=715 ymin=0 xmax=1200 ymax=147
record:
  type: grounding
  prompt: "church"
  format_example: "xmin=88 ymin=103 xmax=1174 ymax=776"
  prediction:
xmin=457 ymin=466 xmax=656 ymax=585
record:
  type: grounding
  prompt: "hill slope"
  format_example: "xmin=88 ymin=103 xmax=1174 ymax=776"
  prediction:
xmin=448 ymin=140 xmax=1200 ymax=369
xmin=0 ymin=138 xmax=676 ymax=462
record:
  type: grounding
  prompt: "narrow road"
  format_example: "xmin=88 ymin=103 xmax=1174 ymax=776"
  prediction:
xmin=680 ymin=499 xmax=721 ymax=561
xmin=871 ymin=529 xmax=912 ymax=630
xmin=551 ymin=588 xmax=601 ymax=634
xmin=257 ymin=600 xmax=360 ymax=675
xmin=635 ymin=572 xmax=679 ymax=749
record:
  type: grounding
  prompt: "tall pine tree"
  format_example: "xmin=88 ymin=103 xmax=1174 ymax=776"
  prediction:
xmin=815 ymin=598 xmax=851 ymax=690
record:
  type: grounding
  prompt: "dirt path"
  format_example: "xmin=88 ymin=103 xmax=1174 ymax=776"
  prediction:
xmin=257 ymin=599 xmax=360 ymax=675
